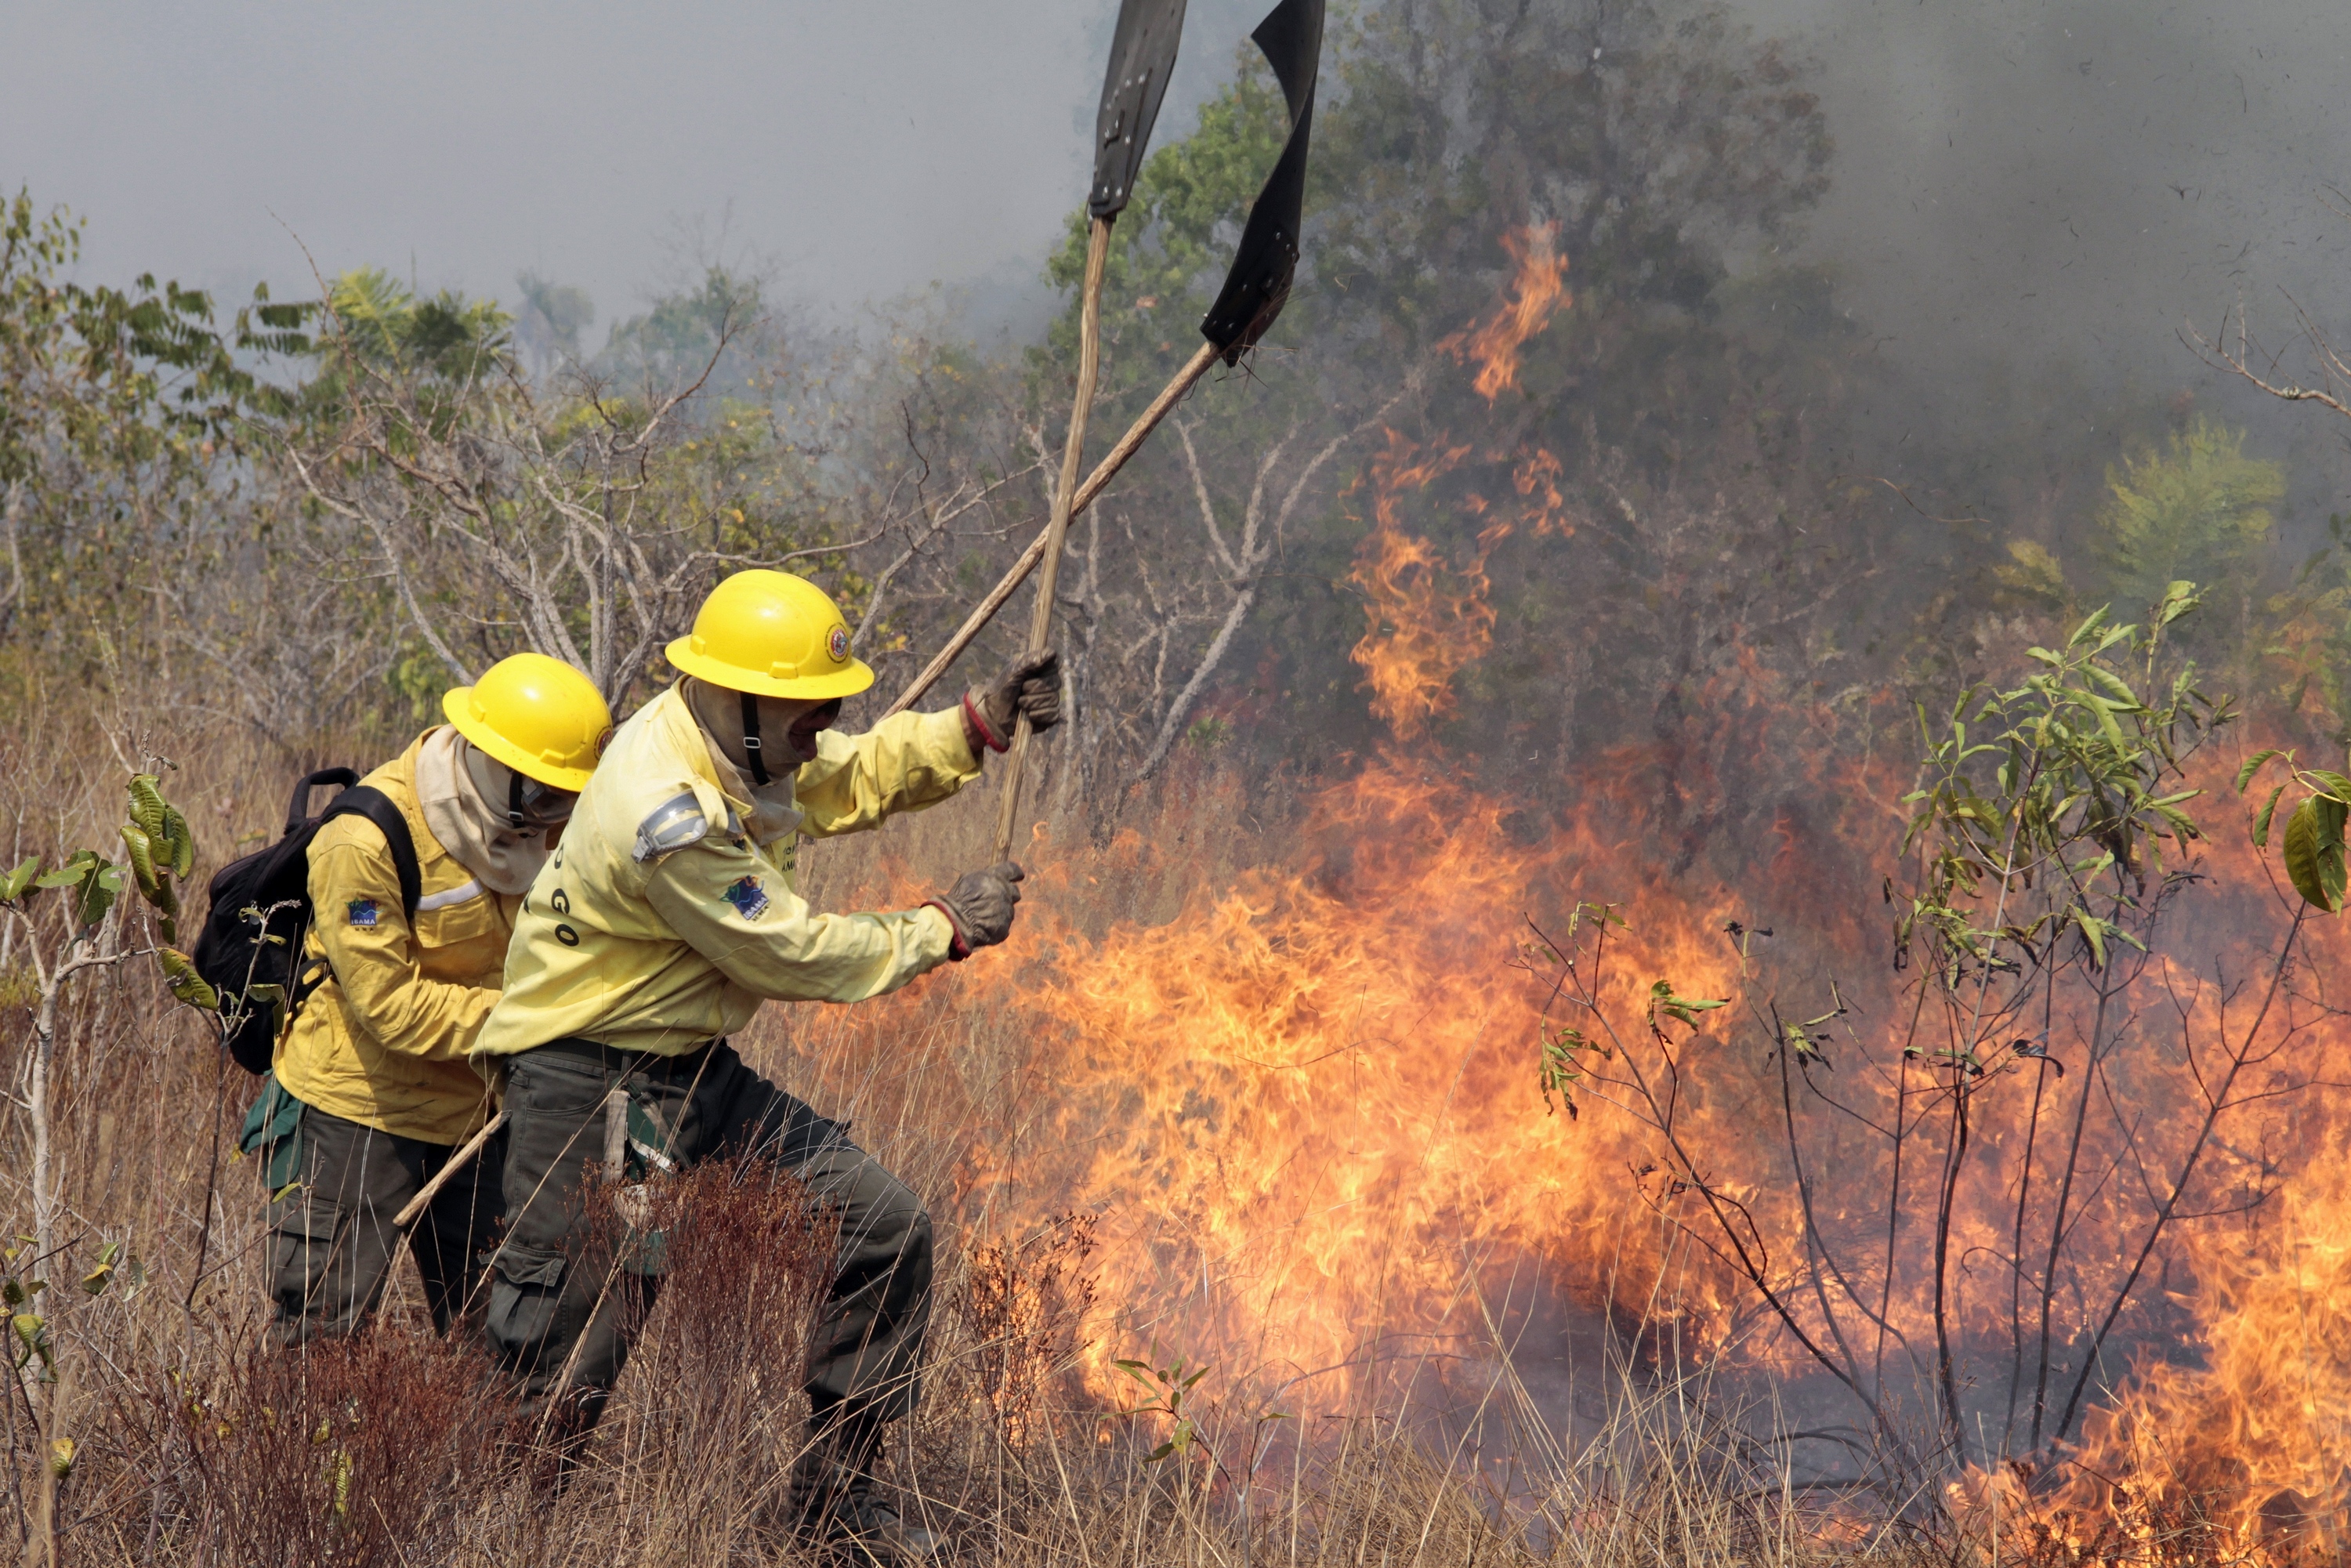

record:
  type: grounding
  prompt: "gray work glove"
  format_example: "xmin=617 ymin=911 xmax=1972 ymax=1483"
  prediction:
xmin=965 ymin=650 xmax=1062 ymax=752
xmin=925 ymin=861 xmax=1025 ymax=959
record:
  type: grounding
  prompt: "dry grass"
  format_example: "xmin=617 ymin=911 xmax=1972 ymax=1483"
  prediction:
xmin=0 ymin=700 xmax=1970 ymax=1567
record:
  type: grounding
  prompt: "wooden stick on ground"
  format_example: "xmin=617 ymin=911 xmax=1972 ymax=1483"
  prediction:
xmin=882 ymin=339 xmax=1219 ymax=719
xmin=393 ymin=1109 xmax=508 ymax=1231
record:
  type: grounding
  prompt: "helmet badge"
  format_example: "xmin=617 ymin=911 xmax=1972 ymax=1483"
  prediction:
xmin=827 ymin=626 xmax=850 ymax=663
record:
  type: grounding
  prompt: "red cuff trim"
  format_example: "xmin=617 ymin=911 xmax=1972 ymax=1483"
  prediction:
xmin=922 ymin=899 xmax=972 ymax=961
xmin=962 ymin=691 xmax=1009 ymax=754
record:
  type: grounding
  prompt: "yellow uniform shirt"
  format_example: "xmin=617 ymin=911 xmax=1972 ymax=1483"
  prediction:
xmin=473 ymin=684 xmax=980 ymax=1060
xmin=272 ymin=733 xmax=515 ymax=1145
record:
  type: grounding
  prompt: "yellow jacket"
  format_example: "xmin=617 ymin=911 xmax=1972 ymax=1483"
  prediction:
xmin=273 ymin=733 xmax=515 ymax=1145
xmin=473 ymin=684 xmax=979 ymax=1059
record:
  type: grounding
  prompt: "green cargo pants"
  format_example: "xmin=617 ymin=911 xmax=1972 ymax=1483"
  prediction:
xmin=259 ymin=1095 xmax=505 ymax=1344
xmin=484 ymin=1038 xmax=933 ymax=1429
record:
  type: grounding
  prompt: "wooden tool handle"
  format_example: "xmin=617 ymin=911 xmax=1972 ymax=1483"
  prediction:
xmin=883 ymin=338 xmax=1219 ymax=720
xmin=991 ymin=215 xmax=1114 ymax=860
xmin=393 ymin=1109 xmax=508 ymax=1232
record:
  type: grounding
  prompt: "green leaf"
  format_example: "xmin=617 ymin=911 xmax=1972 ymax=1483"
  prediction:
xmin=77 ymin=862 xmax=123 ymax=929
xmin=2157 ymin=580 xmax=2202 ymax=625
xmin=9 ymin=1312 xmax=49 ymax=1371
xmin=0 ymin=857 xmax=38 ymax=902
xmin=2281 ymin=795 xmax=2349 ymax=914
xmin=2090 ymin=700 xmax=2128 ymax=751
xmin=2083 ymin=665 xmax=2143 ymax=709
xmin=2073 ymin=907 xmax=2109 ymax=969
xmin=164 ymin=808 xmax=194 ymax=879
xmin=1649 ymin=980 xmax=1730 ymax=1027
xmin=119 ymin=823 xmax=160 ymax=895
xmin=129 ymin=773 xmax=167 ymax=838
xmin=158 ymin=947 xmax=220 ymax=1010
xmin=2305 ymin=770 xmax=2351 ymax=806
xmin=2253 ymin=784 xmax=2286 ymax=848
xmin=2235 ymin=749 xmax=2284 ymax=794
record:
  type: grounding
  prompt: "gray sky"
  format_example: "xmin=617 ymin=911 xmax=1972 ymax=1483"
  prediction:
xmin=6 ymin=0 xmax=2348 ymax=398
xmin=2 ymin=0 xmax=1259 ymax=336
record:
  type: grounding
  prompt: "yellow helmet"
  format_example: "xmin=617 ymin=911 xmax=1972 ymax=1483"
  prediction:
xmin=664 ymin=570 xmax=875 ymax=699
xmin=441 ymin=652 xmax=613 ymax=791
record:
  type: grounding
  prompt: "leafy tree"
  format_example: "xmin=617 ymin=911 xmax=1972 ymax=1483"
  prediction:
xmin=515 ymin=270 xmax=595 ymax=371
xmin=0 ymin=190 xmax=307 ymax=689
xmin=2091 ymin=417 xmax=2283 ymax=607
xmin=321 ymin=269 xmax=509 ymax=379
xmin=602 ymin=266 xmax=768 ymax=391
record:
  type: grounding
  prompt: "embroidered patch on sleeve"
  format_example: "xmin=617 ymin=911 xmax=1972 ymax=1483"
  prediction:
xmin=346 ymin=897 xmax=381 ymax=928
xmin=721 ymin=876 xmax=770 ymax=921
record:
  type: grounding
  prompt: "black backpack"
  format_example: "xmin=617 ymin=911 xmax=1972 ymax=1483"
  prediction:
xmin=192 ymin=768 xmax=422 ymax=1074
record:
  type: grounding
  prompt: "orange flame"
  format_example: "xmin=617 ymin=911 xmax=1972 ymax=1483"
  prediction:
xmin=2047 ymin=1174 xmax=2351 ymax=1558
xmin=821 ymin=220 xmax=2351 ymax=1561
xmin=951 ymin=759 xmax=1758 ymax=1407
xmin=1345 ymin=432 xmax=1495 ymax=741
xmin=1444 ymin=223 xmax=1571 ymax=402
xmin=1514 ymin=446 xmax=1572 ymax=537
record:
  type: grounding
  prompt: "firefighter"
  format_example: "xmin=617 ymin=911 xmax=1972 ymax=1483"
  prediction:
xmin=473 ymin=568 xmax=1055 ymax=1561
xmin=256 ymin=651 xmax=613 ymax=1343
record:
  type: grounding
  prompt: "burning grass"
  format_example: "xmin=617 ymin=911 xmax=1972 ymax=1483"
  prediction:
xmin=5 ymin=226 xmax=2349 ymax=1566
xmin=5 ymin=665 xmax=2349 ymax=1563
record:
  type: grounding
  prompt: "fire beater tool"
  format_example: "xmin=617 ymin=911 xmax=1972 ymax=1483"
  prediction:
xmin=991 ymin=0 xmax=1190 ymax=859
xmin=900 ymin=0 xmax=1324 ymax=727
xmin=381 ymin=15 xmax=1196 ymax=1219
xmin=379 ymin=3 xmax=1324 ymax=1224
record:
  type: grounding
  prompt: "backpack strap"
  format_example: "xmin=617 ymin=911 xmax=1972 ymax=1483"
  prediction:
xmin=320 ymin=785 xmax=423 ymax=920
xmin=284 ymin=767 xmax=361 ymax=838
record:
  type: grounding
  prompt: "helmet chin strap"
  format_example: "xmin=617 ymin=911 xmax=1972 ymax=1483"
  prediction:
xmin=506 ymin=767 xmax=527 ymax=829
xmin=740 ymin=690 xmax=771 ymax=786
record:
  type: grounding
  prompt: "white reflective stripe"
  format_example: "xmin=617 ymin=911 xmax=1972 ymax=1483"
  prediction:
xmin=413 ymin=878 xmax=485 ymax=913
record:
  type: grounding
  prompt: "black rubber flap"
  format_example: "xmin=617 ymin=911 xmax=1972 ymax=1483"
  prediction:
xmin=1090 ymin=0 xmax=1190 ymax=219
xmin=1197 ymin=0 xmax=1324 ymax=360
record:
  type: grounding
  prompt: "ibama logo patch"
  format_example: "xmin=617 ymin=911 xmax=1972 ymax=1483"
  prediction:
xmin=722 ymin=876 xmax=770 ymax=921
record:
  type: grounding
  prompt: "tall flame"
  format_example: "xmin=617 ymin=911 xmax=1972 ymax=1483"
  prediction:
xmin=814 ymin=219 xmax=2351 ymax=1563
xmin=1344 ymin=433 xmax=1494 ymax=741
xmin=1445 ymin=223 xmax=1571 ymax=402
xmin=1343 ymin=224 xmax=1577 ymax=741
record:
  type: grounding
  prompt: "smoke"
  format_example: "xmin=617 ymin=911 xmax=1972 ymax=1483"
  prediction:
xmin=13 ymin=0 xmax=2346 ymax=403
xmin=1759 ymin=0 xmax=2347 ymax=362
xmin=1739 ymin=0 xmax=2351 ymax=520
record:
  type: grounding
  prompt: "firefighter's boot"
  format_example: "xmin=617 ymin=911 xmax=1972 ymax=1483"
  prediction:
xmin=790 ymin=1403 xmax=942 ymax=1566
